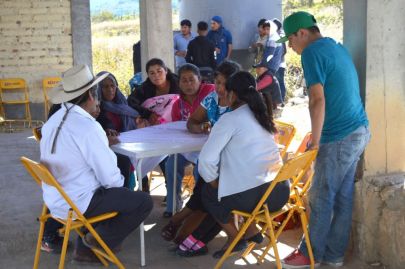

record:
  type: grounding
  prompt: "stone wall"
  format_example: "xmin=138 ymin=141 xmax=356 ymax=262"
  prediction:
xmin=352 ymin=174 xmax=405 ymax=268
xmin=0 ymin=0 xmax=73 ymax=119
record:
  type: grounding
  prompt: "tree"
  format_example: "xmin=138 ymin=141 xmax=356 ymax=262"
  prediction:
xmin=92 ymin=11 xmax=115 ymax=22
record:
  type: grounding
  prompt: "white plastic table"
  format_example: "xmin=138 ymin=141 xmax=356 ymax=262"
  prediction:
xmin=111 ymin=121 xmax=208 ymax=266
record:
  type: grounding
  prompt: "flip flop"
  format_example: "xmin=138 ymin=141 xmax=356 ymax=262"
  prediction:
xmin=212 ymin=239 xmax=248 ymax=259
xmin=176 ymin=246 xmax=208 ymax=257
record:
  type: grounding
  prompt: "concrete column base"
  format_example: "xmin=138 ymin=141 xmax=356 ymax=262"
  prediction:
xmin=352 ymin=173 xmax=405 ymax=268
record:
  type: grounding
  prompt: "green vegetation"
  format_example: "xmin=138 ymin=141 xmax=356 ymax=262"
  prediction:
xmin=91 ymin=1 xmax=342 ymax=97
xmin=283 ymin=0 xmax=343 ymax=98
xmin=91 ymin=12 xmax=179 ymax=96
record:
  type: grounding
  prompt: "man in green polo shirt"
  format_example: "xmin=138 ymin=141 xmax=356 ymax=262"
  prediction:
xmin=278 ymin=12 xmax=370 ymax=268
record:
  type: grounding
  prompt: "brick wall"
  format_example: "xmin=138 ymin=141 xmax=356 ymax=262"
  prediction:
xmin=0 ymin=0 xmax=73 ymax=107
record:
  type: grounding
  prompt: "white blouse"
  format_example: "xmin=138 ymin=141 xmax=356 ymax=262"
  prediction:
xmin=198 ymin=104 xmax=282 ymax=200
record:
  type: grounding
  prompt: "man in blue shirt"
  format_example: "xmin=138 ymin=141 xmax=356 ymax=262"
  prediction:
xmin=277 ymin=12 xmax=370 ymax=268
xmin=174 ymin=19 xmax=196 ymax=71
xmin=207 ymin=15 xmax=233 ymax=65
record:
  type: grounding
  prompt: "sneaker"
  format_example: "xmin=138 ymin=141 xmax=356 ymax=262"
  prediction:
xmin=281 ymin=249 xmax=320 ymax=269
xmin=41 ymin=235 xmax=69 ymax=254
xmin=212 ymin=239 xmax=248 ymax=259
xmin=322 ymin=260 xmax=344 ymax=267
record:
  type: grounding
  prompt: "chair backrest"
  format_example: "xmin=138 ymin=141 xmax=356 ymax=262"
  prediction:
xmin=274 ymin=120 xmax=296 ymax=158
xmin=42 ymin=77 xmax=61 ymax=103
xmin=295 ymin=132 xmax=312 ymax=156
xmin=42 ymin=77 xmax=61 ymax=119
xmin=20 ymin=157 xmax=85 ymax=219
xmin=0 ymin=78 xmax=29 ymax=102
xmin=250 ymin=149 xmax=318 ymax=215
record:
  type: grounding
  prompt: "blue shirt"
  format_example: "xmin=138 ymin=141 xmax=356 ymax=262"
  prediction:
xmin=174 ymin=32 xmax=196 ymax=68
xmin=262 ymin=32 xmax=282 ymax=73
xmin=207 ymin=27 xmax=232 ymax=64
xmin=200 ymin=91 xmax=230 ymax=126
xmin=302 ymin=37 xmax=368 ymax=144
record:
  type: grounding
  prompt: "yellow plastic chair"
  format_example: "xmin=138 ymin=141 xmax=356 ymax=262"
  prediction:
xmin=274 ymin=120 xmax=296 ymax=159
xmin=0 ymin=78 xmax=32 ymax=127
xmin=20 ymin=157 xmax=125 ymax=269
xmin=42 ymin=77 xmax=61 ymax=120
xmin=214 ymin=149 xmax=318 ymax=269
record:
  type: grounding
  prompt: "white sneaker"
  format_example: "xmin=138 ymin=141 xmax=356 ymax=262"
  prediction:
xmin=322 ymin=261 xmax=343 ymax=267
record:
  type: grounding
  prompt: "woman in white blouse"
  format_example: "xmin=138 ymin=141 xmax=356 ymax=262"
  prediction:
xmin=199 ymin=71 xmax=290 ymax=258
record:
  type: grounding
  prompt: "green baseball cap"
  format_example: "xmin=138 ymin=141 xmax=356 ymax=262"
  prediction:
xmin=276 ymin=11 xmax=318 ymax=43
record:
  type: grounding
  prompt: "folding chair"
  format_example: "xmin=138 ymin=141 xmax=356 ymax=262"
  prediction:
xmin=271 ymin=133 xmax=314 ymax=233
xmin=291 ymin=132 xmax=314 ymax=204
xmin=0 ymin=78 xmax=32 ymax=127
xmin=42 ymin=77 xmax=61 ymax=120
xmin=181 ymin=163 xmax=195 ymax=198
xmin=32 ymin=127 xmax=42 ymax=142
xmin=214 ymin=149 xmax=318 ymax=269
xmin=295 ymin=132 xmax=312 ymax=156
xmin=274 ymin=120 xmax=296 ymax=159
xmin=20 ymin=157 xmax=125 ymax=269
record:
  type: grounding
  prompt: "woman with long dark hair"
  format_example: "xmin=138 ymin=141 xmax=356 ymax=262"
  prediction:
xmin=127 ymin=58 xmax=179 ymax=125
xmin=199 ymin=71 xmax=290 ymax=258
xmin=161 ymin=61 xmax=240 ymax=256
xmin=127 ymin=58 xmax=180 ymax=191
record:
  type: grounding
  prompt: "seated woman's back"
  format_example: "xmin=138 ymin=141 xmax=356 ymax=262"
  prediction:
xmin=199 ymin=71 xmax=282 ymax=200
xmin=199 ymin=103 xmax=281 ymax=199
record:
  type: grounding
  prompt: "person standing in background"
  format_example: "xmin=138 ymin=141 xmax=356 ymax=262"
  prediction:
xmin=186 ymin=21 xmax=217 ymax=71
xmin=207 ymin=16 xmax=233 ymax=65
xmin=249 ymin=19 xmax=270 ymax=65
xmin=174 ymin=19 xmax=196 ymax=72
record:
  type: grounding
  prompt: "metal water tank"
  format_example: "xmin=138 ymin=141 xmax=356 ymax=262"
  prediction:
xmin=178 ymin=0 xmax=282 ymax=69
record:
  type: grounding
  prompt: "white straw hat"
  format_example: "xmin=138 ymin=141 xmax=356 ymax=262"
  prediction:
xmin=48 ymin=65 xmax=108 ymax=104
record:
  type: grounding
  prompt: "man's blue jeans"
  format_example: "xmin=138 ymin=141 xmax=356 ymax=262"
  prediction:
xmin=299 ymin=125 xmax=370 ymax=263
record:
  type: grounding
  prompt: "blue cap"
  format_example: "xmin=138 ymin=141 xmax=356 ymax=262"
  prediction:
xmin=211 ymin=15 xmax=223 ymax=24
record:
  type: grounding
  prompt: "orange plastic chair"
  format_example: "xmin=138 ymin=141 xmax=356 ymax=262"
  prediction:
xmin=295 ymin=132 xmax=312 ymax=156
xmin=214 ymin=150 xmax=318 ymax=269
xmin=274 ymin=120 xmax=296 ymax=158
xmin=20 ymin=157 xmax=124 ymax=269
xmin=42 ymin=77 xmax=61 ymax=120
xmin=0 ymin=78 xmax=32 ymax=127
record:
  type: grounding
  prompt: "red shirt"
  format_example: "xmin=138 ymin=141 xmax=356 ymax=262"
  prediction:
xmin=171 ymin=83 xmax=215 ymax=121
xmin=105 ymin=111 xmax=122 ymax=131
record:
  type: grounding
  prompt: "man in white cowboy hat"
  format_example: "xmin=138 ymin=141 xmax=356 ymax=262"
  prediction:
xmin=40 ymin=65 xmax=153 ymax=263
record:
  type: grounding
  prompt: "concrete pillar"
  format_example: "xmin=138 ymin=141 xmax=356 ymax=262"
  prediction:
xmin=364 ymin=0 xmax=405 ymax=175
xmin=344 ymin=0 xmax=405 ymax=268
xmin=139 ymin=0 xmax=174 ymax=75
xmin=71 ymin=0 xmax=93 ymax=70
